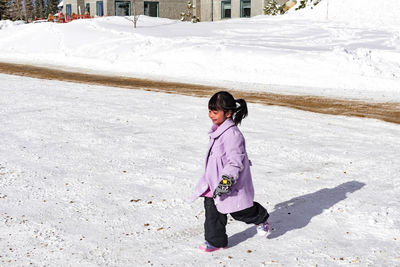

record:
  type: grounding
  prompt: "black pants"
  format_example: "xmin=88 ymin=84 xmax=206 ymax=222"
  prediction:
xmin=204 ymin=197 xmax=269 ymax=248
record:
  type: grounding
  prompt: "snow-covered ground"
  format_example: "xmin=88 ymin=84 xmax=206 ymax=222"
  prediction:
xmin=1 ymin=0 xmax=400 ymax=265
xmin=1 ymin=73 xmax=400 ymax=265
xmin=0 ymin=0 xmax=399 ymax=102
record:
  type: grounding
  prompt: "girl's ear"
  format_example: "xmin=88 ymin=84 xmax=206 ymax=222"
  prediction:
xmin=225 ymin=110 xmax=232 ymax=118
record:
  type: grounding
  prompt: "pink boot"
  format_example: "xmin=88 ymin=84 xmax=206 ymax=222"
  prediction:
xmin=199 ymin=241 xmax=226 ymax=252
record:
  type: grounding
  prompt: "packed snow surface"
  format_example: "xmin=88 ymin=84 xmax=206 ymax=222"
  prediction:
xmin=0 ymin=0 xmax=399 ymax=101
xmin=1 ymin=74 xmax=400 ymax=265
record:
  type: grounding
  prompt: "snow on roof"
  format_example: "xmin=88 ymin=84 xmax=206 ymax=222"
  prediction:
xmin=58 ymin=1 xmax=63 ymax=7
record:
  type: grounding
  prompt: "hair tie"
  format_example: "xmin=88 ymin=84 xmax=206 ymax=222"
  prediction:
xmin=235 ymin=99 xmax=241 ymax=108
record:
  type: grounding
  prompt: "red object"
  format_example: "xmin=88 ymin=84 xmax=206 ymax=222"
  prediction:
xmin=56 ymin=11 xmax=94 ymax=23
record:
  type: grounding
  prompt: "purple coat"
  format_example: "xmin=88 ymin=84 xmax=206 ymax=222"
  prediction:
xmin=191 ymin=118 xmax=255 ymax=214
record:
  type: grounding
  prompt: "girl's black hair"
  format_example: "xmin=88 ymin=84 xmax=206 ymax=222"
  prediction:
xmin=208 ymin=91 xmax=248 ymax=125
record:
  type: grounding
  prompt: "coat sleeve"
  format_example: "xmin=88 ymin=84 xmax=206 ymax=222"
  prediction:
xmin=221 ymin=129 xmax=246 ymax=181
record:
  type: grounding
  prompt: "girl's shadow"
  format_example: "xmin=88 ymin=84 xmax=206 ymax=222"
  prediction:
xmin=228 ymin=180 xmax=365 ymax=247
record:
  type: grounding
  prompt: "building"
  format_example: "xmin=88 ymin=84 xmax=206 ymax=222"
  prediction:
xmin=62 ymin=0 xmax=188 ymax=19
xmin=194 ymin=0 xmax=287 ymax=21
xmin=62 ymin=0 xmax=287 ymax=21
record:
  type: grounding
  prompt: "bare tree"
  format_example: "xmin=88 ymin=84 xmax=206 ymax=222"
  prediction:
xmin=24 ymin=0 xmax=34 ymax=21
xmin=8 ymin=0 xmax=24 ymax=20
xmin=45 ymin=0 xmax=58 ymax=17
xmin=0 ymin=0 xmax=8 ymax=20
xmin=35 ymin=0 xmax=45 ymax=19
xmin=125 ymin=0 xmax=139 ymax=28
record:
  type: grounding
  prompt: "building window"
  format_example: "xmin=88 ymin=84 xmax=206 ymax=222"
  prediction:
xmin=115 ymin=1 xmax=131 ymax=16
xmin=144 ymin=2 xmax=159 ymax=17
xmin=85 ymin=3 xmax=90 ymax=14
xmin=96 ymin=1 xmax=104 ymax=16
xmin=66 ymin=4 xmax=72 ymax=15
xmin=221 ymin=1 xmax=231 ymax=19
xmin=240 ymin=0 xmax=250 ymax=17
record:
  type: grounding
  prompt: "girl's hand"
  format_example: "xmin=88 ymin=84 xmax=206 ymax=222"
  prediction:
xmin=213 ymin=175 xmax=235 ymax=198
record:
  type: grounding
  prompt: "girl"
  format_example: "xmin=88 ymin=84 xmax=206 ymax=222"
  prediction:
xmin=191 ymin=91 xmax=270 ymax=252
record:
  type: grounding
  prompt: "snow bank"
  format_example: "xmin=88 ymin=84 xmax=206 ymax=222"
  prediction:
xmin=290 ymin=0 xmax=400 ymax=29
xmin=0 ymin=20 xmax=25 ymax=30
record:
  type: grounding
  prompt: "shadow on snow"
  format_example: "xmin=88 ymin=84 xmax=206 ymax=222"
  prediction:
xmin=228 ymin=180 xmax=365 ymax=247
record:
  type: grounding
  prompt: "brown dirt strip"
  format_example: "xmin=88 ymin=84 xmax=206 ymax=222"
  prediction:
xmin=1 ymin=61 xmax=400 ymax=124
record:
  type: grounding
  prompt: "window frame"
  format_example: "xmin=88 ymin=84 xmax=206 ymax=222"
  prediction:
xmin=144 ymin=1 xmax=159 ymax=17
xmin=221 ymin=0 xmax=231 ymax=19
xmin=115 ymin=1 xmax=131 ymax=16
xmin=240 ymin=0 xmax=251 ymax=17
xmin=96 ymin=1 xmax=104 ymax=16
xmin=66 ymin=4 xmax=72 ymax=15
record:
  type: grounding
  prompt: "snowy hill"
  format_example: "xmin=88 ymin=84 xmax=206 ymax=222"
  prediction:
xmin=291 ymin=0 xmax=400 ymax=28
xmin=0 ymin=0 xmax=399 ymax=101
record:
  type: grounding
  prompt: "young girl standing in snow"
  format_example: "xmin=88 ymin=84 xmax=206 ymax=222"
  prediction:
xmin=192 ymin=91 xmax=270 ymax=252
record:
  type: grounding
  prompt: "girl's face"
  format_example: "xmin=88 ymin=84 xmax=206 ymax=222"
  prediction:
xmin=208 ymin=109 xmax=232 ymax=126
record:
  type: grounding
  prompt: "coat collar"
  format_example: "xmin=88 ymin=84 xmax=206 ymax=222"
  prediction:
xmin=209 ymin=118 xmax=235 ymax=139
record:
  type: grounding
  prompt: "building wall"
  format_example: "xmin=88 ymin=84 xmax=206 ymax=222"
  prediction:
xmin=159 ymin=0 xmax=187 ymax=19
xmin=77 ymin=0 xmax=85 ymax=14
xmin=134 ymin=1 xmax=144 ymax=16
xmin=251 ymin=0 xmax=264 ymax=17
xmin=63 ymin=0 xmax=77 ymax=14
xmin=198 ymin=0 xmax=209 ymax=21
xmin=199 ymin=0 xmax=287 ymax=21
xmin=64 ymin=0 xmax=285 ymax=20
xmin=76 ymin=0 xmax=187 ymax=19
xmin=199 ymin=0 xmax=222 ymax=21
xmin=106 ymin=0 xmax=113 ymax=15
xmin=128 ymin=0 xmax=187 ymax=19
xmin=231 ymin=0 xmax=240 ymax=18
xmin=194 ymin=0 xmax=201 ymax=18
xmin=63 ymin=0 xmax=86 ymax=14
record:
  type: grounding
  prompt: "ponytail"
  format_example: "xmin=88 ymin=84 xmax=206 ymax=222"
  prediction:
xmin=233 ymin=99 xmax=248 ymax=125
xmin=208 ymin=91 xmax=248 ymax=126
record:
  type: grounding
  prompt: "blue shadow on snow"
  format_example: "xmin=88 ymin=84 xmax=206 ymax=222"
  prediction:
xmin=227 ymin=180 xmax=365 ymax=247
